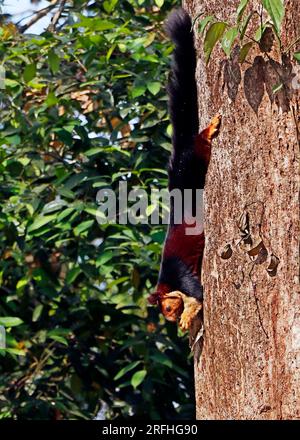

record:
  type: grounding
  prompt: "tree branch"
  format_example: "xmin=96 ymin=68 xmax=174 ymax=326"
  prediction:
xmin=48 ymin=0 xmax=67 ymax=32
xmin=19 ymin=0 xmax=60 ymax=33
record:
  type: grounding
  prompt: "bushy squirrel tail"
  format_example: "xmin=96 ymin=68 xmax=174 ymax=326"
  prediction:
xmin=165 ymin=8 xmax=198 ymax=153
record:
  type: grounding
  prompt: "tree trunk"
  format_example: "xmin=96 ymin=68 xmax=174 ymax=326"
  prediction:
xmin=184 ymin=0 xmax=300 ymax=419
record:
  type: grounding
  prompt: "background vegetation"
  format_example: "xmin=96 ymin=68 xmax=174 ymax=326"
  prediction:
xmin=0 ymin=0 xmax=195 ymax=420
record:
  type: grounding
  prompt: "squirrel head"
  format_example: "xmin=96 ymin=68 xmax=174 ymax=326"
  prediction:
xmin=148 ymin=290 xmax=184 ymax=322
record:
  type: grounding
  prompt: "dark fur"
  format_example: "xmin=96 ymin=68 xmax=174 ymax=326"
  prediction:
xmin=158 ymin=256 xmax=203 ymax=300
xmin=165 ymin=8 xmax=207 ymax=192
xmin=149 ymin=8 xmax=208 ymax=306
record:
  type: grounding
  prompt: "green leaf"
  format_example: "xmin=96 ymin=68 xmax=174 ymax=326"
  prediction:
xmin=48 ymin=51 xmax=60 ymax=74
xmin=191 ymin=12 xmax=204 ymax=31
xmin=66 ymin=267 xmax=82 ymax=284
xmin=0 ymin=317 xmax=23 ymax=327
xmin=77 ymin=18 xmax=115 ymax=31
xmin=255 ymin=24 xmax=268 ymax=42
xmin=131 ymin=369 xmax=147 ymax=389
xmin=5 ymin=135 xmax=21 ymax=145
xmin=294 ymin=52 xmax=300 ymax=63
xmin=150 ymin=352 xmax=172 ymax=368
xmin=103 ymin=0 xmax=118 ymax=13
xmin=145 ymin=204 xmax=156 ymax=216
xmin=166 ymin=123 xmax=172 ymax=137
xmin=262 ymin=0 xmax=284 ymax=35
xmin=154 ymin=0 xmax=164 ymax=7
xmin=23 ymin=63 xmax=36 ymax=82
xmin=49 ymin=335 xmax=68 ymax=346
xmin=57 ymin=208 xmax=75 ymax=222
xmin=272 ymin=82 xmax=283 ymax=94
xmin=114 ymin=360 xmax=141 ymax=381
xmin=204 ymin=22 xmax=227 ymax=64
xmin=221 ymin=27 xmax=238 ymax=56
xmin=16 ymin=278 xmax=28 ymax=291
xmin=4 ymin=78 xmax=20 ymax=88
xmin=237 ymin=0 xmax=249 ymax=22
xmin=132 ymin=84 xmax=146 ymax=98
xmin=57 ymin=187 xmax=75 ymax=199
xmin=147 ymin=81 xmax=161 ymax=95
xmin=106 ymin=43 xmax=116 ymax=61
xmin=32 ymin=304 xmax=43 ymax=322
xmin=74 ymin=220 xmax=94 ymax=236
xmin=6 ymin=160 xmax=23 ymax=176
xmin=27 ymin=215 xmax=56 ymax=233
xmin=85 ymin=147 xmax=105 ymax=157
xmin=6 ymin=348 xmax=26 ymax=356
xmin=198 ymin=15 xmax=214 ymax=35
xmin=96 ymin=251 xmax=114 ymax=267
xmin=240 ymin=12 xmax=255 ymax=41
xmin=45 ymin=91 xmax=58 ymax=107
xmin=49 ymin=328 xmax=71 ymax=336
xmin=239 ymin=42 xmax=254 ymax=63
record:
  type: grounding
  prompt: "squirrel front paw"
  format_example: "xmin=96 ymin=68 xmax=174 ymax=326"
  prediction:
xmin=179 ymin=296 xmax=203 ymax=331
xmin=206 ymin=114 xmax=222 ymax=141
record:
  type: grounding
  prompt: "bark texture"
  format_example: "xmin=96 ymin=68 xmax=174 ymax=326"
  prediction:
xmin=184 ymin=0 xmax=300 ymax=419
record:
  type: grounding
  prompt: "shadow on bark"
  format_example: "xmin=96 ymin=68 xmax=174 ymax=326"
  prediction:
xmin=222 ymin=40 xmax=296 ymax=114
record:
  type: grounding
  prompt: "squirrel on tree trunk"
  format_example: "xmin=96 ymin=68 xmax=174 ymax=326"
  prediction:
xmin=148 ymin=8 xmax=221 ymax=331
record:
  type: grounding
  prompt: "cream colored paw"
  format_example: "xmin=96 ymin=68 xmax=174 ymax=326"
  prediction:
xmin=179 ymin=296 xmax=203 ymax=332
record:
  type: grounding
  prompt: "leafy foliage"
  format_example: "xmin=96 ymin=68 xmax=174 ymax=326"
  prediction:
xmin=204 ymin=22 xmax=227 ymax=63
xmin=198 ymin=0 xmax=289 ymax=64
xmin=0 ymin=0 xmax=195 ymax=420
xmin=262 ymin=0 xmax=284 ymax=36
xmin=294 ymin=52 xmax=300 ymax=62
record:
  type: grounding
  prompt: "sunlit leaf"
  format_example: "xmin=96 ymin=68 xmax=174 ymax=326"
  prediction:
xmin=198 ymin=15 xmax=214 ymax=35
xmin=132 ymin=84 xmax=146 ymax=98
xmin=237 ymin=0 xmax=249 ymax=22
xmin=66 ymin=267 xmax=82 ymax=284
xmin=147 ymin=81 xmax=161 ymax=95
xmin=155 ymin=0 xmax=164 ymax=7
xmin=32 ymin=305 xmax=43 ymax=322
xmin=262 ymin=0 xmax=284 ymax=35
xmin=221 ymin=27 xmax=238 ymax=56
xmin=49 ymin=335 xmax=68 ymax=346
xmin=204 ymin=22 xmax=227 ymax=64
xmin=131 ymin=370 xmax=147 ymax=389
xmin=272 ymin=82 xmax=283 ymax=94
xmin=74 ymin=220 xmax=94 ymax=236
xmin=0 ymin=317 xmax=23 ymax=327
xmin=103 ymin=0 xmax=118 ymax=13
xmin=27 ymin=215 xmax=56 ymax=233
xmin=48 ymin=51 xmax=60 ymax=74
xmin=293 ymin=52 xmax=300 ymax=62
xmin=239 ymin=42 xmax=254 ymax=63
xmin=240 ymin=12 xmax=255 ymax=41
xmin=114 ymin=361 xmax=141 ymax=381
xmin=23 ymin=63 xmax=36 ymax=82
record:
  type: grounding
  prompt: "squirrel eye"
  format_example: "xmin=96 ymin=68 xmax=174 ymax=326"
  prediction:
xmin=165 ymin=305 xmax=171 ymax=312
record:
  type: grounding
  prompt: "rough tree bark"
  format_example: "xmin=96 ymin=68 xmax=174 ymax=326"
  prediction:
xmin=184 ymin=0 xmax=300 ymax=419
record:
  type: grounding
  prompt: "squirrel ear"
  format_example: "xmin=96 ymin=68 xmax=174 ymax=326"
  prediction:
xmin=148 ymin=293 xmax=160 ymax=305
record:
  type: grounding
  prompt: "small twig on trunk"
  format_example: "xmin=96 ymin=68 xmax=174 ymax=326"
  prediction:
xmin=284 ymin=35 xmax=300 ymax=53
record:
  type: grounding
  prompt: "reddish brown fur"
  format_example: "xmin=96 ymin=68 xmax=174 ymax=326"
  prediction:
xmin=150 ymin=116 xmax=221 ymax=329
